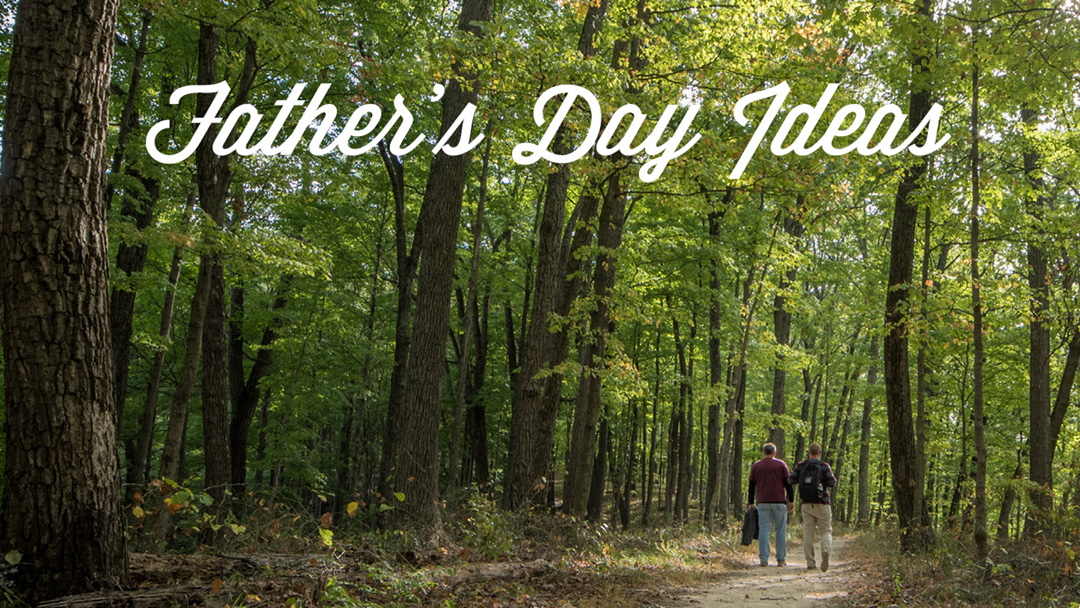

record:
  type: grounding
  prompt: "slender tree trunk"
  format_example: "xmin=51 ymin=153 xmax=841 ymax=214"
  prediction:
xmin=0 ymin=0 xmax=126 ymax=597
xmin=997 ymin=459 xmax=1023 ymax=540
xmin=377 ymin=142 xmax=417 ymax=500
xmin=858 ymin=335 xmax=879 ymax=525
xmin=704 ymin=192 xmax=731 ymax=524
xmin=449 ymin=133 xmax=491 ymax=492
xmin=127 ymin=194 xmax=194 ymax=497
xmin=970 ymin=57 xmax=989 ymax=561
xmin=228 ymin=292 xmax=286 ymax=494
xmin=109 ymin=11 xmax=157 ymax=434
xmin=565 ymin=171 xmax=626 ymax=517
xmin=587 ymin=411 xmax=611 ymax=521
xmin=769 ymin=203 xmax=804 ymax=459
xmin=196 ymin=29 xmax=256 ymax=515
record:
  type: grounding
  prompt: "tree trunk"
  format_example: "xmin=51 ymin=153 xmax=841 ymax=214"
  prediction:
xmin=109 ymin=11 xmax=157 ymax=433
xmin=127 ymin=194 xmax=194 ymax=497
xmin=768 ymin=203 xmax=804 ymax=459
xmin=391 ymin=0 xmax=493 ymax=531
xmin=1022 ymin=104 xmax=1054 ymax=532
xmin=857 ymin=335 xmax=879 ymax=525
xmin=0 ymin=0 xmax=126 ymax=598
xmin=228 ymin=292 xmax=287 ymax=494
xmin=195 ymin=28 xmax=256 ymax=514
xmin=970 ymin=57 xmax=988 ymax=561
xmin=704 ymin=192 xmax=731 ymax=524
xmin=504 ymin=0 xmax=608 ymax=510
xmin=882 ymin=0 xmax=934 ymax=552
xmin=377 ymin=142 xmax=417 ymax=500
xmin=997 ymin=459 xmax=1023 ymax=540
xmin=565 ymin=172 xmax=626 ymax=516
xmin=449 ymin=133 xmax=491 ymax=492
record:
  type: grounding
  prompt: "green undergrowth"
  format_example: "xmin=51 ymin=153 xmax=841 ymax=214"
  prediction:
xmin=844 ymin=525 xmax=1080 ymax=608
xmin=123 ymin=486 xmax=747 ymax=607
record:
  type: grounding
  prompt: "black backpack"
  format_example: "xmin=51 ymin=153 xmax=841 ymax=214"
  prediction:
xmin=798 ymin=461 xmax=824 ymax=503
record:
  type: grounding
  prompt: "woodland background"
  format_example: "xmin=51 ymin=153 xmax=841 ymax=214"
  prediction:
xmin=0 ymin=0 xmax=1079 ymax=603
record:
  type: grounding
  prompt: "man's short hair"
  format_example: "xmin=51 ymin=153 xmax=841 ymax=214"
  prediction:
xmin=763 ymin=442 xmax=776 ymax=456
xmin=808 ymin=442 xmax=822 ymax=456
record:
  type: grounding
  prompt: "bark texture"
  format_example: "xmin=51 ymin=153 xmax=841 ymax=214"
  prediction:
xmin=0 ymin=0 xmax=126 ymax=598
xmin=391 ymin=0 xmax=493 ymax=530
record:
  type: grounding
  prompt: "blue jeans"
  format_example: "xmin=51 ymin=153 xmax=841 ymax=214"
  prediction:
xmin=756 ymin=503 xmax=787 ymax=564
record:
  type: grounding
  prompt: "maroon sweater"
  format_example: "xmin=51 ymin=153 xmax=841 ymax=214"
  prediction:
xmin=748 ymin=456 xmax=794 ymax=504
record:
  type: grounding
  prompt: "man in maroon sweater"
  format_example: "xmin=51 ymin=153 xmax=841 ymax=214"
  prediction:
xmin=748 ymin=442 xmax=794 ymax=566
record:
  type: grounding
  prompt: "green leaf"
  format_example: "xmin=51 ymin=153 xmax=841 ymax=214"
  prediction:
xmin=319 ymin=528 xmax=334 ymax=547
xmin=394 ymin=492 xmax=406 ymax=502
xmin=5 ymin=550 xmax=21 ymax=565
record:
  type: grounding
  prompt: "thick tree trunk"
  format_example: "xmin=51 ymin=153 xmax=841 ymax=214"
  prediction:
xmin=504 ymin=1 xmax=607 ymax=510
xmin=0 ymin=0 xmax=126 ymax=598
xmin=1022 ymin=105 xmax=1054 ymax=532
xmin=883 ymin=0 xmax=934 ymax=552
xmin=391 ymin=0 xmax=493 ymax=531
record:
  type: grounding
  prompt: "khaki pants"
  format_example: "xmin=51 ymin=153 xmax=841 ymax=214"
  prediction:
xmin=801 ymin=503 xmax=832 ymax=566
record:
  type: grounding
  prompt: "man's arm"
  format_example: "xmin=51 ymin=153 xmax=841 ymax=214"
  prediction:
xmin=783 ymin=477 xmax=794 ymax=503
xmin=748 ymin=479 xmax=757 ymax=505
xmin=823 ymin=463 xmax=837 ymax=488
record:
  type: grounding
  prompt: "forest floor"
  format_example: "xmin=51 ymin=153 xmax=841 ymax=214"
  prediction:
xmin=30 ymin=521 xmax=1080 ymax=607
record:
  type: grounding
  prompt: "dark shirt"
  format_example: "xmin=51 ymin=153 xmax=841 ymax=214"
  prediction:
xmin=788 ymin=458 xmax=837 ymax=504
xmin=748 ymin=456 xmax=793 ymax=504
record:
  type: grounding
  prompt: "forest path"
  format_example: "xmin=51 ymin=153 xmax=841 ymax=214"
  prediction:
xmin=694 ymin=535 xmax=866 ymax=607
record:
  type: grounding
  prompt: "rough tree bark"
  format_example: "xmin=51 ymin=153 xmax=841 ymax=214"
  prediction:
xmin=970 ymin=57 xmax=988 ymax=561
xmin=391 ymin=0 xmax=493 ymax=530
xmin=1022 ymin=105 xmax=1054 ymax=532
xmin=0 ymin=0 xmax=126 ymax=598
xmin=503 ymin=0 xmax=608 ymax=510
xmin=882 ymin=0 xmax=934 ymax=551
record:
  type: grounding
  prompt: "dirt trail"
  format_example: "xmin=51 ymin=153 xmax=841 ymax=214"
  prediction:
xmin=694 ymin=536 xmax=859 ymax=607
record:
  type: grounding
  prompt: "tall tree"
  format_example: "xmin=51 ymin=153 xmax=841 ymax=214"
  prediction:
xmin=969 ymin=50 xmax=988 ymax=561
xmin=882 ymin=0 xmax=936 ymax=551
xmin=0 ymin=0 xmax=126 ymax=598
xmin=391 ymin=0 xmax=493 ymax=530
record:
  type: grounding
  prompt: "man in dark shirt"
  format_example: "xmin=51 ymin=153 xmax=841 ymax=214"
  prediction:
xmin=748 ymin=442 xmax=794 ymax=567
xmin=788 ymin=442 xmax=837 ymax=572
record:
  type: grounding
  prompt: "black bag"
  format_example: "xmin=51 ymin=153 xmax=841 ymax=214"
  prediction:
xmin=740 ymin=507 xmax=759 ymax=545
xmin=798 ymin=461 xmax=824 ymax=503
